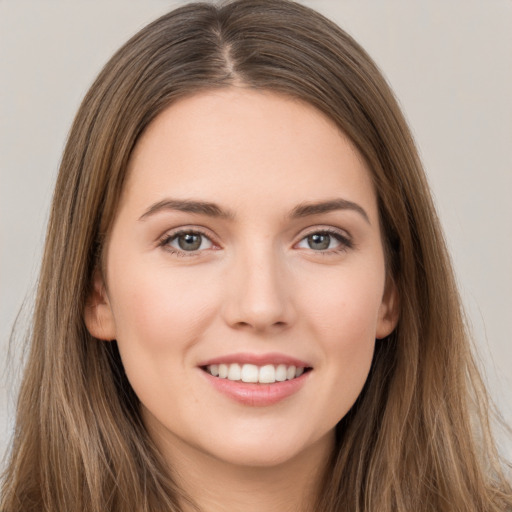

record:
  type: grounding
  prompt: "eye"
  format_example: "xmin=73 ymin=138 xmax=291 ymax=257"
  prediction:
xmin=296 ymin=229 xmax=352 ymax=253
xmin=160 ymin=230 xmax=214 ymax=255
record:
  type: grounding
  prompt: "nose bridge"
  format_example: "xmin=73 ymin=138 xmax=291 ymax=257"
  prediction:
xmin=223 ymin=235 xmax=293 ymax=332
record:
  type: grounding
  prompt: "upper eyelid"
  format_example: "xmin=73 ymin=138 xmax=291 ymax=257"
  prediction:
xmin=296 ymin=225 xmax=352 ymax=241
xmin=159 ymin=226 xmax=217 ymax=242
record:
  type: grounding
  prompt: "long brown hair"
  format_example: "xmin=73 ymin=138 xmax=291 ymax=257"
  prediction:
xmin=2 ymin=1 xmax=511 ymax=510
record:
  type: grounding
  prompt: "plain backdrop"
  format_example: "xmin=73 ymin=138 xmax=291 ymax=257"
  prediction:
xmin=1 ymin=0 xmax=511 ymax=466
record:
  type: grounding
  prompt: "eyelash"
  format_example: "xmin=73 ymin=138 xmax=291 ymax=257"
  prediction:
xmin=158 ymin=227 xmax=353 ymax=257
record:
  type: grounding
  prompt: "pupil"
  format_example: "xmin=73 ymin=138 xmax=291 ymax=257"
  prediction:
xmin=178 ymin=233 xmax=201 ymax=251
xmin=309 ymin=233 xmax=330 ymax=250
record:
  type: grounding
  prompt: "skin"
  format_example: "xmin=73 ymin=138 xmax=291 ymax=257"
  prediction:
xmin=85 ymin=87 xmax=398 ymax=512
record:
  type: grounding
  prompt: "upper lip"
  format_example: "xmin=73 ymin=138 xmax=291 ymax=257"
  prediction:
xmin=198 ymin=352 xmax=312 ymax=368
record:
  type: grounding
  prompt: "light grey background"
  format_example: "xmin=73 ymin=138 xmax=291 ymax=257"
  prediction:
xmin=1 ymin=0 xmax=511 ymax=466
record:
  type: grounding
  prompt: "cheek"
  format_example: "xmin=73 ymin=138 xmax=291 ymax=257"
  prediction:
xmin=297 ymin=263 xmax=384 ymax=412
xmin=108 ymin=261 xmax=219 ymax=359
xmin=300 ymin=262 xmax=385 ymax=344
xmin=107 ymin=263 xmax=221 ymax=411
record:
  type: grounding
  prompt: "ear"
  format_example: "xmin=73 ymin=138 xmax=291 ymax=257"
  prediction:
xmin=84 ymin=268 xmax=117 ymax=341
xmin=375 ymin=276 xmax=399 ymax=340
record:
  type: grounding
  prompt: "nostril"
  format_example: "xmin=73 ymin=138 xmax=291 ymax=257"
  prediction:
xmin=232 ymin=320 xmax=287 ymax=330
xmin=233 ymin=321 xmax=251 ymax=329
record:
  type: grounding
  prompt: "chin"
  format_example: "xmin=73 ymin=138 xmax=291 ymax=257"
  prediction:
xmin=195 ymin=425 xmax=335 ymax=470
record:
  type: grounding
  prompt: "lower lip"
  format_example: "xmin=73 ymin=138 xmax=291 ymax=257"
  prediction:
xmin=201 ymin=370 xmax=310 ymax=407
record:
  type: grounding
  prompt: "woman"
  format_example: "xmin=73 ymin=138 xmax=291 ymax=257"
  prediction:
xmin=1 ymin=0 xmax=511 ymax=511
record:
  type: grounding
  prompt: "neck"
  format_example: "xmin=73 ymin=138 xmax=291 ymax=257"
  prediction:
xmin=159 ymin=433 xmax=334 ymax=512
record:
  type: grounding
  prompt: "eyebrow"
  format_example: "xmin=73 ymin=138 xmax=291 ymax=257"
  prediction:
xmin=139 ymin=198 xmax=235 ymax=221
xmin=290 ymin=199 xmax=370 ymax=224
xmin=138 ymin=197 xmax=370 ymax=224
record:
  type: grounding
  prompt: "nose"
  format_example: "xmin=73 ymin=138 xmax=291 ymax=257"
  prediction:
xmin=222 ymin=243 xmax=296 ymax=334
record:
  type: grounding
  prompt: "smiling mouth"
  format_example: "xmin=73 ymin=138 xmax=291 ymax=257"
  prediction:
xmin=202 ymin=363 xmax=311 ymax=384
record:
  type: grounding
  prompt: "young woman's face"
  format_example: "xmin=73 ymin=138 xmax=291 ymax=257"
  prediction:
xmin=87 ymin=88 xmax=397 ymax=470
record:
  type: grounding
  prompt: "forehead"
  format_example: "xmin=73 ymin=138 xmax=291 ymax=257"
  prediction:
xmin=121 ymin=87 xmax=377 ymax=223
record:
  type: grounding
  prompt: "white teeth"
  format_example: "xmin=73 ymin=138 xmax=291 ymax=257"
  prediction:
xmin=286 ymin=365 xmax=296 ymax=380
xmin=228 ymin=363 xmax=241 ymax=381
xmin=241 ymin=364 xmax=259 ymax=383
xmin=259 ymin=364 xmax=276 ymax=383
xmin=275 ymin=364 xmax=287 ymax=382
xmin=218 ymin=364 xmax=228 ymax=379
xmin=205 ymin=363 xmax=307 ymax=383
